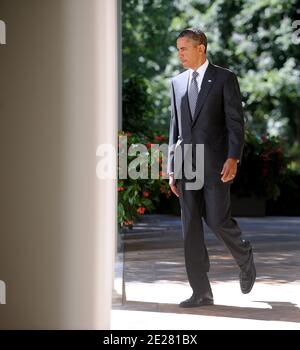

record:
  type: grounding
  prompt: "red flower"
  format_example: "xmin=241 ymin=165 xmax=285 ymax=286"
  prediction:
xmin=262 ymin=168 xmax=268 ymax=177
xmin=261 ymin=135 xmax=268 ymax=142
xmin=154 ymin=135 xmax=165 ymax=142
xmin=146 ymin=142 xmax=152 ymax=149
xmin=124 ymin=220 xmax=133 ymax=226
xmin=118 ymin=186 xmax=125 ymax=191
xmin=137 ymin=207 xmax=146 ymax=215
xmin=143 ymin=191 xmax=150 ymax=197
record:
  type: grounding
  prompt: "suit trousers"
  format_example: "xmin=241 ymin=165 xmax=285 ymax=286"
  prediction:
xmin=178 ymin=176 xmax=251 ymax=295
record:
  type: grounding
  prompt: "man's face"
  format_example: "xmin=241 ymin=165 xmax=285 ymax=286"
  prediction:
xmin=176 ymin=37 xmax=205 ymax=69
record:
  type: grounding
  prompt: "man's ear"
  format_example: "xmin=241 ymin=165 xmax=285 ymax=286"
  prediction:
xmin=199 ymin=44 xmax=206 ymax=54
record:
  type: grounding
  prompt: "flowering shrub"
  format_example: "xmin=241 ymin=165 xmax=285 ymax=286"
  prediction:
xmin=231 ymin=130 xmax=289 ymax=200
xmin=118 ymin=129 xmax=289 ymax=226
xmin=118 ymin=131 xmax=170 ymax=228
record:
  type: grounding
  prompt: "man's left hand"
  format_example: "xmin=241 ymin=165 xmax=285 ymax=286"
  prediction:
xmin=221 ymin=158 xmax=238 ymax=182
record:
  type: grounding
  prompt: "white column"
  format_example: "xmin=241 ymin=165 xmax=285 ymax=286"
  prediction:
xmin=117 ymin=0 xmax=123 ymax=131
xmin=0 ymin=0 xmax=117 ymax=329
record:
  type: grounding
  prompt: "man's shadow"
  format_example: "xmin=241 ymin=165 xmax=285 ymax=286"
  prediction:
xmin=119 ymin=300 xmax=300 ymax=323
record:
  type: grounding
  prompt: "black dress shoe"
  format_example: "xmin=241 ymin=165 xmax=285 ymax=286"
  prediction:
xmin=179 ymin=293 xmax=214 ymax=308
xmin=239 ymin=247 xmax=256 ymax=294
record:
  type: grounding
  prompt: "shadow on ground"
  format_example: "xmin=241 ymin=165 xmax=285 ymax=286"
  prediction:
xmin=116 ymin=215 xmax=300 ymax=325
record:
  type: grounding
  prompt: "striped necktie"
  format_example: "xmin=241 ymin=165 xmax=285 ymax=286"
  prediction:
xmin=188 ymin=71 xmax=199 ymax=119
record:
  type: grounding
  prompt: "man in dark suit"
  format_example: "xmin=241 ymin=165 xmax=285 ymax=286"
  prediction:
xmin=167 ymin=28 xmax=256 ymax=308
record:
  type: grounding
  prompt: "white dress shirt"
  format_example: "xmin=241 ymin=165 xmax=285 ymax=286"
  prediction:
xmin=188 ymin=59 xmax=209 ymax=92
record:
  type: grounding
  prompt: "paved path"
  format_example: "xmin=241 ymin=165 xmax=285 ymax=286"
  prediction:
xmin=112 ymin=215 xmax=300 ymax=330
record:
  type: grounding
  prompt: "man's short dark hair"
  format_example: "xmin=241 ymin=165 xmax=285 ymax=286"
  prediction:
xmin=177 ymin=28 xmax=207 ymax=53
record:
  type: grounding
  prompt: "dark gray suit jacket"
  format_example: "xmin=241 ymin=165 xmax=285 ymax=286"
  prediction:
xmin=167 ymin=62 xmax=245 ymax=185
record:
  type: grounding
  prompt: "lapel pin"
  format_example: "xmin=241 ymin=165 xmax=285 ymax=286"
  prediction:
xmin=208 ymin=79 xmax=212 ymax=82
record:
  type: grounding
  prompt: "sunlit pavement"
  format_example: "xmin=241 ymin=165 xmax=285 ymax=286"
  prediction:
xmin=112 ymin=215 xmax=300 ymax=330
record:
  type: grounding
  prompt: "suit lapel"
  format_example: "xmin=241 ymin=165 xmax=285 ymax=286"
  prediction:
xmin=192 ymin=63 xmax=217 ymax=127
xmin=178 ymin=71 xmax=193 ymax=125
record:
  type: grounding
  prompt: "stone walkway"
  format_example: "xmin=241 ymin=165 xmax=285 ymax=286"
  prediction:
xmin=112 ymin=215 xmax=300 ymax=330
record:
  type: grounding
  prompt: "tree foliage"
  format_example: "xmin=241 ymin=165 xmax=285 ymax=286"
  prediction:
xmin=122 ymin=0 xmax=179 ymax=79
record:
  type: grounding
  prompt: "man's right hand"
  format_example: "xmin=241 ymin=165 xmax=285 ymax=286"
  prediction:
xmin=169 ymin=174 xmax=180 ymax=197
